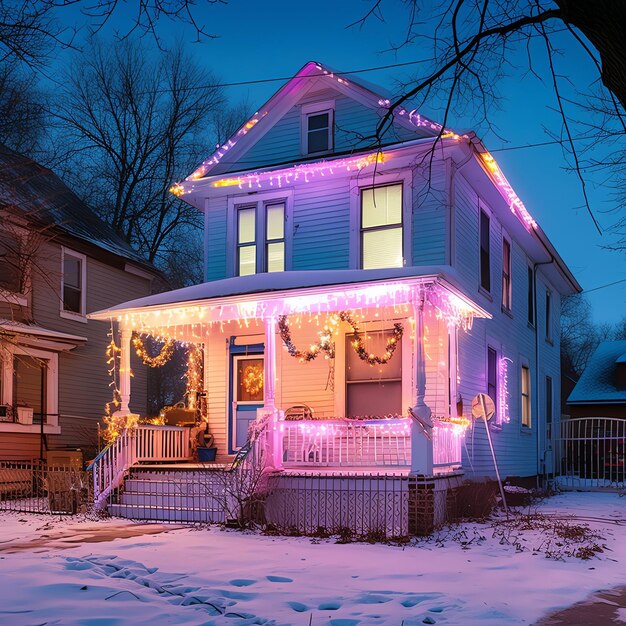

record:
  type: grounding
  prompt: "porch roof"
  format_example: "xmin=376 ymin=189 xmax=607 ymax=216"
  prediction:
xmin=0 ymin=319 xmax=87 ymax=351
xmin=89 ymin=267 xmax=491 ymax=328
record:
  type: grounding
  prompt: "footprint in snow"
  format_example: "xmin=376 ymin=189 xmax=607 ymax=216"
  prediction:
xmin=328 ymin=620 xmax=360 ymax=626
xmin=318 ymin=600 xmax=342 ymax=610
xmin=286 ymin=601 xmax=308 ymax=612
xmin=230 ymin=579 xmax=257 ymax=587
xmin=266 ymin=575 xmax=293 ymax=583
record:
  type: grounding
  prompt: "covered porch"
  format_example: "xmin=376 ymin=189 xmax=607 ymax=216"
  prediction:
xmin=90 ymin=268 xmax=489 ymax=481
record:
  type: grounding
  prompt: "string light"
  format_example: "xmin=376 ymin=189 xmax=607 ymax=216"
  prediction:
xmin=184 ymin=344 xmax=203 ymax=410
xmin=498 ymin=356 xmax=512 ymax=424
xmin=132 ymin=333 xmax=175 ymax=368
xmin=479 ymin=152 xmax=538 ymax=231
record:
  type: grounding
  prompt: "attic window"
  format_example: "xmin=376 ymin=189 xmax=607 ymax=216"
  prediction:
xmin=302 ymin=101 xmax=334 ymax=155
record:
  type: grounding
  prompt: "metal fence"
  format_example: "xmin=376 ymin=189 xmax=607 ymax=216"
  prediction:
xmin=555 ymin=417 xmax=625 ymax=492
xmin=0 ymin=460 xmax=93 ymax=514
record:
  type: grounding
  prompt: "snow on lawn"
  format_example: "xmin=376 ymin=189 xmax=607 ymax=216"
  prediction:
xmin=0 ymin=492 xmax=624 ymax=626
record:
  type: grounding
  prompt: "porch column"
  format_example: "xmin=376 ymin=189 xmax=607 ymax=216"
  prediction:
xmin=116 ymin=324 xmax=133 ymax=416
xmin=410 ymin=291 xmax=433 ymax=475
xmin=264 ymin=316 xmax=276 ymax=410
xmin=263 ymin=315 xmax=283 ymax=470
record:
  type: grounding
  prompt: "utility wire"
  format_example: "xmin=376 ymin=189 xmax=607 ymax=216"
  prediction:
xmin=582 ymin=278 xmax=626 ymax=294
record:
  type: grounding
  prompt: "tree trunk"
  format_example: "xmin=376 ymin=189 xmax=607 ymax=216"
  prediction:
xmin=556 ymin=0 xmax=626 ymax=110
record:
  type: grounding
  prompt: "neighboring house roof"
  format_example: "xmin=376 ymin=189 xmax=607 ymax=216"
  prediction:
xmin=89 ymin=266 xmax=491 ymax=319
xmin=0 ymin=144 xmax=154 ymax=270
xmin=568 ymin=340 xmax=626 ymax=405
xmin=0 ymin=319 xmax=87 ymax=351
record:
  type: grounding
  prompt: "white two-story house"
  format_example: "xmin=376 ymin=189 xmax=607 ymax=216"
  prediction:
xmin=89 ymin=62 xmax=580 ymax=531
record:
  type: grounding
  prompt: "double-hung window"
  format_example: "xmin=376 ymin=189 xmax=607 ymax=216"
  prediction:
xmin=521 ymin=364 xmax=531 ymax=428
xmin=61 ymin=248 xmax=86 ymax=317
xmin=502 ymin=238 xmax=511 ymax=311
xmin=0 ymin=232 xmax=22 ymax=294
xmin=265 ymin=203 xmax=285 ymax=272
xmin=527 ymin=267 xmax=535 ymax=326
xmin=237 ymin=206 xmax=257 ymax=276
xmin=479 ymin=209 xmax=491 ymax=292
xmin=304 ymin=109 xmax=333 ymax=155
xmin=545 ymin=290 xmax=552 ymax=341
xmin=360 ymin=183 xmax=403 ymax=270
xmin=487 ymin=346 xmax=498 ymax=404
xmin=545 ymin=375 xmax=553 ymax=440
xmin=235 ymin=200 xmax=286 ymax=276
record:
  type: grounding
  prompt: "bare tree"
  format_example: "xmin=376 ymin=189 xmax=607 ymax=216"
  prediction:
xmin=55 ymin=38 xmax=224 ymax=266
xmin=0 ymin=1 xmax=221 ymax=68
xmin=350 ymin=1 xmax=626 ymax=237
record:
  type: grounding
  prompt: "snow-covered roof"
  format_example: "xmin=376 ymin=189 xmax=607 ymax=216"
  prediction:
xmin=0 ymin=319 xmax=87 ymax=344
xmin=0 ymin=144 xmax=155 ymax=270
xmin=90 ymin=266 xmax=487 ymax=319
xmin=568 ymin=340 xmax=626 ymax=405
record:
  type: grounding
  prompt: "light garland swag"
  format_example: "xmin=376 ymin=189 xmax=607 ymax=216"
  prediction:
xmin=278 ymin=312 xmax=403 ymax=366
xmin=132 ymin=333 xmax=175 ymax=368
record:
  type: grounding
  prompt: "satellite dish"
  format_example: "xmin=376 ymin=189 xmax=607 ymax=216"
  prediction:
xmin=471 ymin=393 xmax=495 ymax=421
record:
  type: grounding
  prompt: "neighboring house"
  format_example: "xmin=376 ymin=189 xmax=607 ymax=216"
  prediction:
xmin=89 ymin=62 xmax=581 ymax=529
xmin=567 ymin=340 xmax=626 ymax=419
xmin=0 ymin=145 xmax=157 ymax=461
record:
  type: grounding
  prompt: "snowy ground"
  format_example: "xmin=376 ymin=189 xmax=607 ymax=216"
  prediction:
xmin=0 ymin=492 xmax=624 ymax=626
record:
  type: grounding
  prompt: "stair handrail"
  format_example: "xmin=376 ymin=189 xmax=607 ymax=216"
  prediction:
xmin=88 ymin=428 xmax=136 ymax=511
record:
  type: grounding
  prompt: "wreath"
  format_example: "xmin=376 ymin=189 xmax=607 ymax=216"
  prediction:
xmin=132 ymin=333 xmax=175 ymax=368
xmin=278 ymin=312 xmax=403 ymax=366
xmin=242 ymin=364 xmax=264 ymax=396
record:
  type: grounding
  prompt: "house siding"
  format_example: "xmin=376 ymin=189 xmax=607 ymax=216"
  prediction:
xmin=217 ymin=87 xmax=420 ymax=176
xmin=1 ymin=238 xmax=153 ymax=459
xmin=453 ymin=172 xmax=561 ymax=479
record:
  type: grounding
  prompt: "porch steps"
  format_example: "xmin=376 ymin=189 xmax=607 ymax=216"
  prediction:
xmin=108 ymin=467 xmax=228 ymax=523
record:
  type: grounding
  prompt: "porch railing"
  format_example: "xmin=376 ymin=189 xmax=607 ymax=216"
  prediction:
xmin=282 ymin=417 xmax=464 ymax=470
xmin=89 ymin=425 xmax=191 ymax=510
xmin=283 ymin=418 xmax=410 ymax=467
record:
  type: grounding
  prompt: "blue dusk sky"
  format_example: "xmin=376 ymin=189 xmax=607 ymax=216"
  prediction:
xmin=58 ymin=1 xmax=625 ymax=324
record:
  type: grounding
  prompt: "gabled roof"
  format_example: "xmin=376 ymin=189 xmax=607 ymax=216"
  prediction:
xmin=0 ymin=144 xmax=154 ymax=270
xmin=568 ymin=340 xmax=626 ymax=405
xmin=180 ymin=61 xmax=444 ymax=184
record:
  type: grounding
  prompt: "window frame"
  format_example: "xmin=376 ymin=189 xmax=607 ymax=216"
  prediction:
xmin=300 ymin=100 xmax=335 ymax=156
xmin=545 ymin=289 xmax=553 ymax=342
xmin=545 ymin=375 xmax=553 ymax=441
xmin=501 ymin=235 xmax=512 ymax=312
xmin=236 ymin=205 xmax=257 ymax=277
xmin=349 ymin=171 xmax=412 ymax=269
xmin=527 ymin=265 xmax=535 ymax=327
xmin=479 ymin=207 xmax=491 ymax=293
xmin=60 ymin=247 xmax=87 ymax=322
xmin=264 ymin=202 xmax=286 ymax=273
xmin=359 ymin=182 xmax=405 ymax=270
xmin=0 ymin=346 xmax=59 ymax=433
xmin=521 ymin=362 xmax=532 ymax=429
xmin=487 ymin=345 xmax=498 ymax=407
xmin=228 ymin=190 xmax=292 ymax=277
xmin=0 ymin=224 xmax=28 ymax=306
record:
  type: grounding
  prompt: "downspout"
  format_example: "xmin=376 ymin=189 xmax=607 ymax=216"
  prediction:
xmin=533 ymin=257 xmax=554 ymax=485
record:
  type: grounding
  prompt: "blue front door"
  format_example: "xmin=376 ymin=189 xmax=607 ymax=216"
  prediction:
xmin=230 ymin=353 xmax=264 ymax=452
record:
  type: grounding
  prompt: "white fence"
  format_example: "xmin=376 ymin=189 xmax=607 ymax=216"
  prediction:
xmin=555 ymin=417 xmax=625 ymax=492
xmin=282 ymin=417 xmax=463 ymax=470
xmin=89 ymin=425 xmax=191 ymax=509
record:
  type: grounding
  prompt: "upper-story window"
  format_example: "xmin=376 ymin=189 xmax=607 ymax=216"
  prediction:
xmin=235 ymin=200 xmax=286 ymax=276
xmin=545 ymin=289 xmax=552 ymax=342
xmin=479 ymin=209 xmax=491 ymax=292
xmin=501 ymin=237 xmax=511 ymax=311
xmin=0 ymin=232 xmax=22 ymax=294
xmin=360 ymin=183 xmax=403 ymax=270
xmin=301 ymin=101 xmax=334 ymax=156
xmin=61 ymin=248 xmax=86 ymax=318
xmin=527 ymin=266 xmax=535 ymax=326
